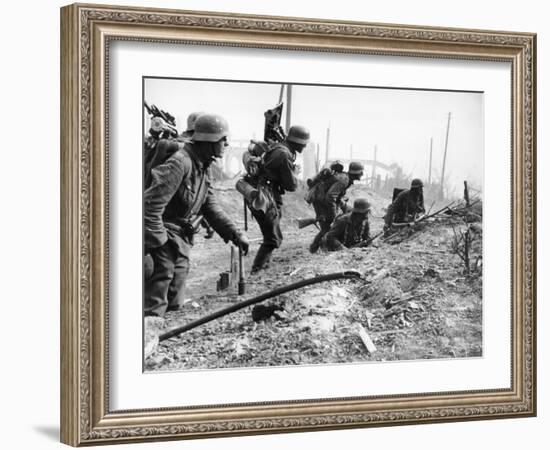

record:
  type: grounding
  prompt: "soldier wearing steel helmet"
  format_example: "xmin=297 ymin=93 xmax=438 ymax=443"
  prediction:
xmin=180 ymin=111 xmax=205 ymax=141
xmin=322 ymin=198 xmax=372 ymax=251
xmin=249 ymin=124 xmax=310 ymax=273
xmin=384 ymin=178 xmax=426 ymax=234
xmin=308 ymin=161 xmax=365 ymax=253
xmin=144 ymin=113 xmax=249 ymax=317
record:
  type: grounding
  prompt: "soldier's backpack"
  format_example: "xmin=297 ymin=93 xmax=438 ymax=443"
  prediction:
xmin=144 ymin=137 xmax=187 ymax=189
xmin=242 ymin=140 xmax=270 ymax=178
xmin=392 ymin=187 xmax=405 ymax=201
xmin=305 ymin=169 xmax=341 ymax=204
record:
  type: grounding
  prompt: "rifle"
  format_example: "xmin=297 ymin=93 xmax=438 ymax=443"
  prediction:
xmin=144 ymin=101 xmax=178 ymax=138
xmin=351 ymin=230 xmax=384 ymax=248
xmin=297 ymin=217 xmax=319 ymax=229
xmin=382 ymin=200 xmax=458 ymax=242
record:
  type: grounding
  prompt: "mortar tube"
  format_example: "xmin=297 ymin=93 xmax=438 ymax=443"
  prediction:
xmin=159 ymin=270 xmax=362 ymax=342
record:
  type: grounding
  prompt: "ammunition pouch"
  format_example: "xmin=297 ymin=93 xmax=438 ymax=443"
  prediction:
xmin=165 ymin=216 xmax=202 ymax=244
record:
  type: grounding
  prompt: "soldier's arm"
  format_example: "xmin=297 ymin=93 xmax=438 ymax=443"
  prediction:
xmin=363 ymin=219 xmax=371 ymax=241
xmin=385 ymin=201 xmax=395 ymax=227
xmin=144 ymin=151 xmax=186 ymax=249
xmin=201 ymin=186 xmax=241 ymax=243
xmin=417 ymin=193 xmax=426 ymax=214
xmin=324 ymin=179 xmax=348 ymax=214
xmin=324 ymin=219 xmax=347 ymax=251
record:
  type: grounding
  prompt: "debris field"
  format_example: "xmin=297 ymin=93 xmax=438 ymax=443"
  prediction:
xmin=145 ymin=182 xmax=482 ymax=372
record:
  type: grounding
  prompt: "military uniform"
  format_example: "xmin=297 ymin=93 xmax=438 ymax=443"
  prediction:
xmin=247 ymin=125 xmax=309 ymax=272
xmin=385 ymin=188 xmax=425 ymax=227
xmin=309 ymin=172 xmax=352 ymax=252
xmin=323 ymin=212 xmax=371 ymax=251
xmin=145 ymin=141 xmax=243 ymax=317
xmin=249 ymin=141 xmax=298 ymax=251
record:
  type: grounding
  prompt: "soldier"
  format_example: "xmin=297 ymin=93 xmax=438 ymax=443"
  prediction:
xmin=143 ymin=116 xmax=167 ymax=186
xmin=180 ymin=111 xmax=205 ymax=141
xmin=249 ymin=125 xmax=310 ymax=273
xmin=384 ymin=178 xmax=426 ymax=234
xmin=308 ymin=161 xmax=365 ymax=253
xmin=145 ymin=111 xmax=205 ymax=188
xmin=144 ymin=114 xmax=249 ymax=317
xmin=323 ymin=198 xmax=371 ymax=251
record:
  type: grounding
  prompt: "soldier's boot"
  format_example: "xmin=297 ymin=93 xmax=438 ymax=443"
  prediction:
xmin=251 ymin=245 xmax=274 ymax=274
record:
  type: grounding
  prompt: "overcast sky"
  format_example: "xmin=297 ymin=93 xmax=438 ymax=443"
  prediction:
xmin=145 ymin=78 xmax=483 ymax=194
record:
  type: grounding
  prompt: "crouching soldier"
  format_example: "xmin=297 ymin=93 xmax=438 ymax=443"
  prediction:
xmin=308 ymin=161 xmax=365 ymax=253
xmin=144 ymin=114 xmax=249 ymax=317
xmin=323 ymin=198 xmax=371 ymax=251
xmin=384 ymin=178 xmax=425 ymax=235
xmin=249 ymin=125 xmax=310 ymax=273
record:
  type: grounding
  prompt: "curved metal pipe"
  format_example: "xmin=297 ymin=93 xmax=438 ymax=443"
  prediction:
xmin=159 ymin=270 xmax=362 ymax=342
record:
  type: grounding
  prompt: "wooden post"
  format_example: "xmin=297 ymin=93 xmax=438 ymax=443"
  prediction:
xmin=464 ymin=180 xmax=470 ymax=207
xmin=464 ymin=228 xmax=471 ymax=274
xmin=315 ymin=143 xmax=321 ymax=172
xmin=278 ymin=84 xmax=285 ymax=104
xmin=428 ymin=137 xmax=433 ymax=185
xmin=440 ymin=112 xmax=452 ymax=199
xmin=325 ymin=123 xmax=331 ymax=164
xmin=371 ymin=145 xmax=377 ymax=187
xmin=285 ymin=84 xmax=292 ymax=133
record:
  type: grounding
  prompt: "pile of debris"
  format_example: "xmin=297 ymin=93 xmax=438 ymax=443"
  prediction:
xmin=145 ymin=183 xmax=483 ymax=371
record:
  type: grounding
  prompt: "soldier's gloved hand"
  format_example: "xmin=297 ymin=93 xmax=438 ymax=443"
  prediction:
xmin=233 ymin=232 xmax=249 ymax=255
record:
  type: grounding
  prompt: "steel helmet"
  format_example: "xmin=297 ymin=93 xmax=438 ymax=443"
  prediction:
xmin=348 ymin=161 xmax=365 ymax=175
xmin=411 ymin=178 xmax=424 ymax=189
xmin=352 ymin=198 xmax=371 ymax=214
xmin=192 ymin=114 xmax=230 ymax=142
xmin=287 ymin=125 xmax=310 ymax=145
xmin=186 ymin=111 xmax=205 ymax=132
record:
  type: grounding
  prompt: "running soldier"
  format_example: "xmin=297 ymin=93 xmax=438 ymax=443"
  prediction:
xmin=308 ymin=161 xmax=365 ymax=253
xmin=248 ymin=125 xmax=310 ymax=273
xmin=144 ymin=114 xmax=249 ymax=317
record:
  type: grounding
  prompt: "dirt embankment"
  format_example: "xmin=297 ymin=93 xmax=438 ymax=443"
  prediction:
xmin=146 ymin=181 xmax=482 ymax=372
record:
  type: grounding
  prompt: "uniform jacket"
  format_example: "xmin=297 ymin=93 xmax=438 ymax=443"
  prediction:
xmin=386 ymin=189 xmax=425 ymax=225
xmin=324 ymin=213 xmax=370 ymax=250
xmin=318 ymin=172 xmax=351 ymax=214
xmin=261 ymin=141 xmax=298 ymax=197
xmin=144 ymin=142 xmax=239 ymax=252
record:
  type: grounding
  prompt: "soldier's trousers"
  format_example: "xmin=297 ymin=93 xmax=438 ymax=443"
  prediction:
xmin=250 ymin=203 xmax=283 ymax=250
xmin=310 ymin=203 xmax=335 ymax=252
xmin=144 ymin=235 xmax=190 ymax=317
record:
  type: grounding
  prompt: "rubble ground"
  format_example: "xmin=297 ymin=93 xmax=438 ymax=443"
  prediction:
xmin=145 ymin=182 xmax=482 ymax=371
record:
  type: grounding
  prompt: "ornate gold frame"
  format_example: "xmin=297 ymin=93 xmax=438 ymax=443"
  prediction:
xmin=60 ymin=3 xmax=536 ymax=446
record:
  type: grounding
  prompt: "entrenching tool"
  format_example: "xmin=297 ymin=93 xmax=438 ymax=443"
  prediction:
xmin=238 ymin=244 xmax=246 ymax=295
xmin=243 ymin=198 xmax=248 ymax=231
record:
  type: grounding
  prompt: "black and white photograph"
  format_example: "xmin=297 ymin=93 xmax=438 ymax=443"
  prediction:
xmin=142 ymin=77 xmax=484 ymax=372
